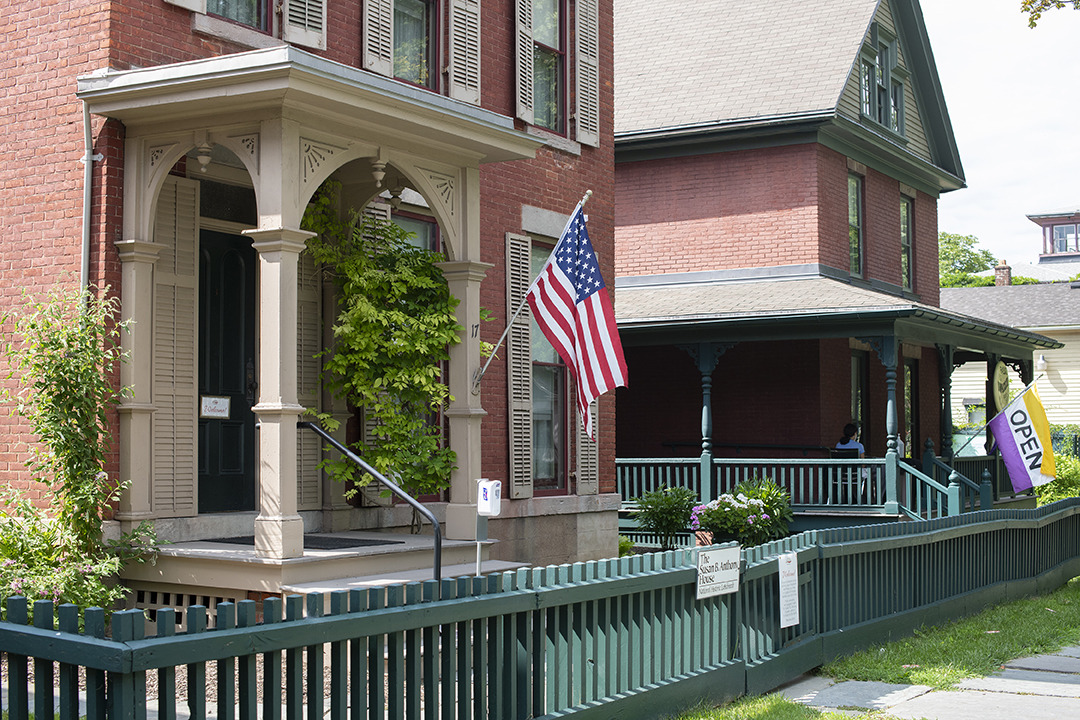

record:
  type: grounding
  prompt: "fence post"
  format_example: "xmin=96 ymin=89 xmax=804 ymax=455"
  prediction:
xmin=699 ymin=450 xmax=713 ymax=504
xmin=980 ymin=469 xmax=994 ymax=510
xmin=922 ymin=438 xmax=937 ymax=480
xmin=947 ymin=470 xmax=961 ymax=517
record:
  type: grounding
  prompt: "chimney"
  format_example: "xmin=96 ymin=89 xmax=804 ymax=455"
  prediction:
xmin=995 ymin=260 xmax=1011 ymax=286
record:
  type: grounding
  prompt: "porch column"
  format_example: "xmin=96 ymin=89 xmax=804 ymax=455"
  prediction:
xmin=679 ymin=342 xmax=735 ymax=503
xmin=984 ymin=352 xmax=1001 ymax=454
xmin=937 ymin=344 xmax=954 ymax=461
xmin=114 ymin=239 xmax=162 ymax=526
xmin=440 ymin=166 xmax=487 ymax=541
xmin=867 ymin=335 xmax=900 ymax=514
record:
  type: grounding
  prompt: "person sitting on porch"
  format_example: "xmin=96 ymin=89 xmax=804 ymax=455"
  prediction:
xmin=835 ymin=423 xmax=865 ymax=458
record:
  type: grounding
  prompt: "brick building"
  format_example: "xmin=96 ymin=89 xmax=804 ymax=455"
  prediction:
xmin=1 ymin=0 xmax=617 ymax=602
xmin=611 ymin=0 xmax=1056 ymax=486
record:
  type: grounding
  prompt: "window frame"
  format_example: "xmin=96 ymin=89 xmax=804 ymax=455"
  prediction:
xmin=859 ymin=24 xmax=907 ymax=137
xmin=392 ymin=0 xmax=440 ymax=91
xmin=206 ymin=0 xmax=272 ymax=32
xmin=848 ymin=173 xmax=865 ymax=279
xmin=900 ymin=194 xmax=914 ymax=292
xmin=531 ymin=0 xmax=567 ymax=135
xmin=529 ymin=240 xmax=570 ymax=494
xmin=1052 ymin=224 xmax=1079 ymax=254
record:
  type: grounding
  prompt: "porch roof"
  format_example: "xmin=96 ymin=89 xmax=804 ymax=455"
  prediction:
xmin=76 ymin=46 xmax=541 ymax=164
xmin=614 ymin=273 xmax=1062 ymax=357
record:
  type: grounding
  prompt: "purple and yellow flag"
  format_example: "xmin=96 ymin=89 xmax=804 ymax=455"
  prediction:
xmin=988 ymin=384 xmax=1055 ymax=493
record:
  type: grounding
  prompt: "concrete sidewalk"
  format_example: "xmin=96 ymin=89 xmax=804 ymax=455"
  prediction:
xmin=777 ymin=645 xmax=1080 ymax=719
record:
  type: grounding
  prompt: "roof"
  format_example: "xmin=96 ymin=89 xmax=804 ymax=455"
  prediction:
xmin=973 ymin=262 xmax=1080 ymax=283
xmin=614 ymin=0 xmax=875 ymax=136
xmin=940 ymin=283 xmax=1080 ymax=329
xmin=615 ymin=275 xmax=1062 ymax=352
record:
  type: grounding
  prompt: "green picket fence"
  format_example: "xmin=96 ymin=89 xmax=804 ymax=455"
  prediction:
xmin=3 ymin=499 xmax=1080 ymax=719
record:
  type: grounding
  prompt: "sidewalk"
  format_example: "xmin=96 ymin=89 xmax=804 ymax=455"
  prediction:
xmin=777 ymin=645 xmax=1080 ymax=719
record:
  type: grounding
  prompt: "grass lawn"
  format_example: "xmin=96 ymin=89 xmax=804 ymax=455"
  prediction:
xmin=672 ymin=575 xmax=1080 ymax=719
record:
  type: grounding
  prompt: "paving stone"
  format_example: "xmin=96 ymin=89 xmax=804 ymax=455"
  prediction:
xmin=885 ymin=689 xmax=1080 ymax=720
xmin=778 ymin=680 xmax=931 ymax=710
xmin=1005 ymin=654 xmax=1080 ymax=674
xmin=958 ymin=668 xmax=1080 ymax=697
xmin=1058 ymin=645 xmax=1080 ymax=658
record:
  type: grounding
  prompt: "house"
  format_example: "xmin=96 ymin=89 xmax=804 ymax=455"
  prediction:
xmin=611 ymin=0 xmax=1058 ymax=483
xmin=1 ymin=0 xmax=618 ymax=608
xmin=942 ymin=276 xmax=1080 ymax=434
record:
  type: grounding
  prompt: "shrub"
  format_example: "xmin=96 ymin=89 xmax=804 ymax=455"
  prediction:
xmin=691 ymin=477 xmax=793 ymax=547
xmin=618 ymin=535 xmax=635 ymax=557
xmin=1036 ymin=454 xmax=1080 ymax=506
xmin=631 ymin=485 xmax=698 ymax=551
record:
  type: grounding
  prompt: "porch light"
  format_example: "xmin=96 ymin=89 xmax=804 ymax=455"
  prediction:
xmin=1036 ymin=354 xmax=1048 ymax=372
xmin=195 ymin=142 xmax=213 ymax=173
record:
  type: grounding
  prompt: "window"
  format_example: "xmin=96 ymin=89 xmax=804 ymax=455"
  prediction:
xmin=900 ymin=195 xmax=914 ymax=291
xmin=207 ymin=0 xmax=270 ymax=31
xmin=530 ymin=244 xmax=567 ymax=490
xmin=848 ymin=174 xmax=864 ymax=278
xmin=1052 ymin=224 xmax=1078 ymax=253
xmin=515 ymin=0 xmax=600 ymax=146
xmin=860 ymin=26 xmax=905 ymax=135
xmin=392 ymin=211 xmax=439 ymax=251
xmin=394 ymin=0 xmax=437 ymax=88
xmin=904 ymin=359 xmax=919 ymax=459
xmin=851 ymin=350 xmax=869 ymax=445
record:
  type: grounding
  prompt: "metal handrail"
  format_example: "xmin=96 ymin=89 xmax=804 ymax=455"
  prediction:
xmin=297 ymin=421 xmax=441 ymax=589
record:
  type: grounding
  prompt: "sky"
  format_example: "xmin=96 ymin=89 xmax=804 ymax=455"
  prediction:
xmin=920 ymin=0 xmax=1080 ymax=266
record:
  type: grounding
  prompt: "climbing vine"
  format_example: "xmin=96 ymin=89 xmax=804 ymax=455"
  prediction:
xmin=301 ymin=182 xmax=460 ymax=498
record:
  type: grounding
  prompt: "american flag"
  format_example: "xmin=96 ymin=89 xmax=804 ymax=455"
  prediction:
xmin=526 ymin=204 xmax=628 ymax=440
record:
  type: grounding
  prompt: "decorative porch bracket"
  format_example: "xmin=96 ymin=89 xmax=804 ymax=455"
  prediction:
xmin=679 ymin=342 xmax=737 ymax=504
xmin=859 ymin=335 xmax=900 ymax=514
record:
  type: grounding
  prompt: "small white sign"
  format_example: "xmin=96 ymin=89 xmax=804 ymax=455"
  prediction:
xmin=200 ymin=396 xmax=231 ymax=419
xmin=696 ymin=545 xmax=741 ymax=599
xmin=779 ymin=552 xmax=800 ymax=628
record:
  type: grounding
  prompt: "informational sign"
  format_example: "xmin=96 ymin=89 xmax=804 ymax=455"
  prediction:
xmin=200 ymin=395 xmax=231 ymax=419
xmin=696 ymin=545 xmax=741 ymax=599
xmin=778 ymin=552 xmax=800 ymax=628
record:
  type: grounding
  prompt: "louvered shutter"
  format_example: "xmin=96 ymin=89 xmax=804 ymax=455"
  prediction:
xmin=514 ymin=0 xmax=534 ymax=124
xmin=574 ymin=0 xmax=600 ymax=147
xmin=507 ymin=233 xmax=533 ymax=498
xmin=282 ymin=0 xmax=327 ymax=49
xmin=448 ymin=0 xmax=482 ymax=104
xmin=363 ymin=0 xmax=394 ymax=77
xmin=576 ymin=400 xmax=598 ymax=494
xmin=296 ymin=247 xmax=322 ymax=511
xmin=152 ymin=176 xmax=199 ymax=517
xmin=358 ymin=409 xmax=394 ymax=506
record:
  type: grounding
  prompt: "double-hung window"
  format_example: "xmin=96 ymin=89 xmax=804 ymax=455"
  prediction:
xmin=532 ymin=0 xmax=565 ymax=132
xmin=393 ymin=0 xmax=437 ymax=88
xmin=848 ymin=174 xmax=864 ymax=278
xmin=165 ymin=0 xmax=326 ymax=49
xmin=1052 ymin=224 xmax=1079 ymax=253
xmin=530 ymin=244 xmax=567 ymax=490
xmin=900 ymin=195 xmax=914 ymax=291
xmin=860 ymin=24 xmax=907 ymax=136
xmin=207 ymin=0 xmax=270 ymax=31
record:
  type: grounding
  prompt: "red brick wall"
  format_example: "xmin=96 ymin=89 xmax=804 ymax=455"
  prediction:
xmin=615 ymin=145 xmax=822 ymax=277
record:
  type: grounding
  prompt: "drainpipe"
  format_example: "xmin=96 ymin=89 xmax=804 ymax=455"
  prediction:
xmin=81 ymin=101 xmax=103 ymax=292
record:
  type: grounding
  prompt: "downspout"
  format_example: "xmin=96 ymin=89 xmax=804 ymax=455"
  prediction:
xmin=81 ymin=101 xmax=103 ymax=292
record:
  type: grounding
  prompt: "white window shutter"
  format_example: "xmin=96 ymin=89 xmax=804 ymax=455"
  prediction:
xmin=363 ymin=0 xmax=394 ymax=76
xmin=296 ymin=247 xmax=322 ymax=511
xmin=448 ymin=0 xmax=482 ymax=104
xmin=574 ymin=0 xmax=600 ymax=147
xmin=282 ymin=0 xmax=327 ymax=50
xmin=576 ymin=401 xmax=599 ymax=494
xmin=507 ymin=233 xmax=534 ymax=498
xmin=514 ymin=0 xmax=534 ymax=124
xmin=152 ymin=176 xmax=199 ymax=517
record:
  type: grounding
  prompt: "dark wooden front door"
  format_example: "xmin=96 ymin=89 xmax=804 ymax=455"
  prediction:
xmin=198 ymin=230 xmax=257 ymax=513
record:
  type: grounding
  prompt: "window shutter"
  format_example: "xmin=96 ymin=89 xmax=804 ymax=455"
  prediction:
xmin=448 ymin=0 xmax=482 ymax=104
xmin=282 ymin=0 xmax=327 ymax=49
xmin=574 ymin=0 xmax=600 ymax=147
xmin=507 ymin=233 xmax=534 ymax=498
xmin=152 ymin=176 xmax=199 ymax=517
xmin=363 ymin=0 xmax=394 ymax=77
xmin=296 ymin=247 xmax=322 ymax=511
xmin=576 ymin=401 xmax=599 ymax=494
xmin=514 ymin=0 xmax=534 ymax=124
xmin=358 ymin=409 xmax=394 ymax=507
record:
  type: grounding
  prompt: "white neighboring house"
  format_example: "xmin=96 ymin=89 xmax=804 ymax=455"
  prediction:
xmin=940 ymin=281 xmax=1080 ymax=427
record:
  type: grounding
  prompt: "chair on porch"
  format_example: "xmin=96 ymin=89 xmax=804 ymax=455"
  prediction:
xmin=829 ymin=448 xmax=860 ymax=504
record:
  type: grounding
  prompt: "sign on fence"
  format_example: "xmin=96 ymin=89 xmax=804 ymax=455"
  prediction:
xmin=778 ymin=552 xmax=800 ymax=627
xmin=697 ymin=545 xmax=741 ymax=599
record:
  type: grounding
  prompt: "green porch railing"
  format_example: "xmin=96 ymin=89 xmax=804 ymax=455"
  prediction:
xmin=3 ymin=501 xmax=1080 ymax=719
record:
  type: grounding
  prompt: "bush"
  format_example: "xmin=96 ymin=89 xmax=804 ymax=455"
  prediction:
xmin=1036 ymin=454 xmax=1080 ymax=506
xmin=691 ymin=477 xmax=793 ymax=547
xmin=631 ymin=485 xmax=698 ymax=551
xmin=618 ymin=535 xmax=635 ymax=557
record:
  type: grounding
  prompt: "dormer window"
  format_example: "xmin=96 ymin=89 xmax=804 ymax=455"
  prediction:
xmin=1053 ymin=224 xmax=1079 ymax=253
xmin=860 ymin=24 xmax=908 ymax=136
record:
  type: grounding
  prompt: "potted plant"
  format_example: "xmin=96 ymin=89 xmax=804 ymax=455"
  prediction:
xmin=691 ymin=477 xmax=793 ymax=547
xmin=631 ymin=485 xmax=698 ymax=551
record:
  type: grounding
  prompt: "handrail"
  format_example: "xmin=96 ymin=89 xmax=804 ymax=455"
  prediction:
xmin=930 ymin=456 xmax=979 ymax=491
xmin=297 ymin=421 xmax=441 ymax=589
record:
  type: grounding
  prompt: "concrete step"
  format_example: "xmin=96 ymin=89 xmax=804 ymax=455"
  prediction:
xmin=282 ymin=559 xmax=530 ymax=594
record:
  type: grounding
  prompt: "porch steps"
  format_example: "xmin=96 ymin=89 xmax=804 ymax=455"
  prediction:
xmin=281 ymin=559 xmax=530 ymax=595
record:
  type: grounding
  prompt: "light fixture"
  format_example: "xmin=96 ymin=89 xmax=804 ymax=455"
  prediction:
xmin=1036 ymin=354 xmax=1048 ymax=372
xmin=195 ymin=142 xmax=213 ymax=173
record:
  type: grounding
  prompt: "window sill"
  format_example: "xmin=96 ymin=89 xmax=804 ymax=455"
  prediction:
xmin=859 ymin=114 xmax=908 ymax=145
xmin=527 ymin=125 xmax=581 ymax=156
xmin=193 ymin=14 xmax=284 ymax=50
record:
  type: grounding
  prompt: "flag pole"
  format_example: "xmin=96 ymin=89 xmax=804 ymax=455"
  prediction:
xmin=471 ymin=190 xmax=593 ymax=395
xmin=951 ymin=374 xmax=1044 ymax=457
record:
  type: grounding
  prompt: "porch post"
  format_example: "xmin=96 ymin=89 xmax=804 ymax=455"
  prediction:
xmin=984 ymin=352 xmax=1000 ymax=454
xmin=937 ymin=344 xmax=954 ymax=461
xmin=679 ymin=342 xmax=735 ymax=503
xmin=881 ymin=337 xmax=900 ymax=514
